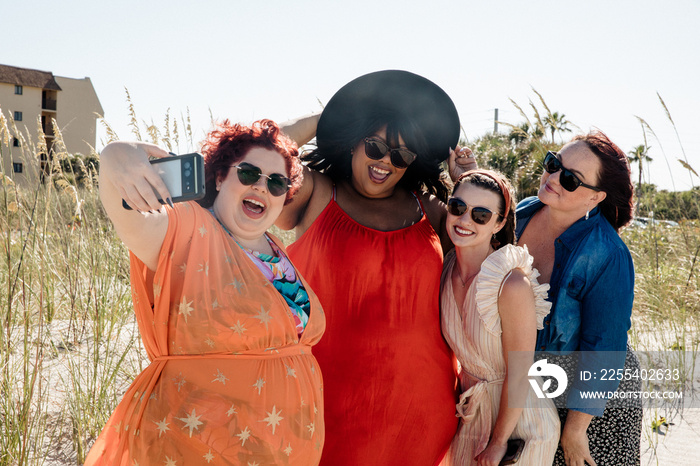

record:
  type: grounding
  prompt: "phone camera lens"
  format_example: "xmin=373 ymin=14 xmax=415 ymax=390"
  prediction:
xmin=184 ymin=162 xmax=191 ymax=169
xmin=184 ymin=169 xmax=191 ymax=177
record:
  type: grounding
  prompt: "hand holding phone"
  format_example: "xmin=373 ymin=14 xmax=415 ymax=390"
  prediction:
xmin=122 ymin=153 xmax=205 ymax=210
xmin=499 ymin=438 xmax=525 ymax=465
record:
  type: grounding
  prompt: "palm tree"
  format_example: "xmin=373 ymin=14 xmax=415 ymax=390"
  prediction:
xmin=628 ymin=144 xmax=653 ymax=211
xmin=543 ymin=112 xmax=571 ymax=143
xmin=628 ymin=144 xmax=653 ymax=187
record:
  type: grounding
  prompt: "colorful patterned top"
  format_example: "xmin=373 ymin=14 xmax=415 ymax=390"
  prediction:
xmin=210 ymin=209 xmax=311 ymax=337
xmin=84 ymin=201 xmax=325 ymax=466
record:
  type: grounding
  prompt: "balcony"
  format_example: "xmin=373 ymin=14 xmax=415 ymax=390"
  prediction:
xmin=42 ymin=98 xmax=57 ymax=111
xmin=41 ymin=122 xmax=54 ymax=138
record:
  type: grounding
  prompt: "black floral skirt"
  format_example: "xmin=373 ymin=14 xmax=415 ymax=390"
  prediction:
xmin=550 ymin=347 xmax=642 ymax=466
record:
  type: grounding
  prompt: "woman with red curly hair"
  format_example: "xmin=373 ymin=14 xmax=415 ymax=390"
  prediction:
xmin=87 ymin=120 xmax=325 ymax=465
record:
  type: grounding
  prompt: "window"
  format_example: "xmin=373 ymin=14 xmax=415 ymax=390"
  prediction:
xmin=15 ymin=85 xmax=23 ymax=95
xmin=13 ymin=163 xmax=23 ymax=174
xmin=14 ymin=111 xmax=22 ymax=121
xmin=13 ymin=137 xmax=20 ymax=147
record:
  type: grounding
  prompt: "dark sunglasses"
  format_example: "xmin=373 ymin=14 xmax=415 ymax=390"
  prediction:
xmin=231 ymin=162 xmax=291 ymax=197
xmin=447 ymin=197 xmax=498 ymax=225
xmin=543 ymin=151 xmax=602 ymax=192
xmin=363 ymin=137 xmax=418 ymax=169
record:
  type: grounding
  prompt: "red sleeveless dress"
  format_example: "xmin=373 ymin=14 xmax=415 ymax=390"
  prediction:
xmin=287 ymin=190 xmax=458 ymax=466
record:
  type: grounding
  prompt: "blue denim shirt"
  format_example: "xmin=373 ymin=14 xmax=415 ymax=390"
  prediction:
xmin=515 ymin=197 xmax=635 ymax=415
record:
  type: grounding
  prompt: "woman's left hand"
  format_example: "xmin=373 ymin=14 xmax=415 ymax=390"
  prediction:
xmin=561 ymin=418 xmax=597 ymax=466
xmin=474 ymin=441 xmax=508 ymax=466
xmin=448 ymin=145 xmax=477 ymax=182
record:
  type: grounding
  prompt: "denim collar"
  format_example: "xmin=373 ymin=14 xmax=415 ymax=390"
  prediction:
xmin=516 ymin=197 xmax=602 ymax=249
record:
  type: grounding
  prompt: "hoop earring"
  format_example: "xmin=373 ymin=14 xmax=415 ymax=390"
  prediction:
xmin=585 ymin=209 xmax=590 ymax=221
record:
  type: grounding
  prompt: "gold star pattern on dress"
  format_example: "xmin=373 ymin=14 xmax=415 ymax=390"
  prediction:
xmin=252 ymin=378 xmax=266 ymax=395
xmin=203 ymin=450 xmax=215 ymax=463
xmin=172 ymin=373 xmax=186 ymax=392
xmin=229 ymin=278 xmax=244 ymax=292
xmin=198 ymin=261 xmax=209 ymax=276
xmin=177 ymin=408 xmax=204 ymax=438
xmin=153 ymin=283 xmax=162 ymax=297
xmin=205 ymin=338 xmax=215 ymax=348
xmin=284 ymin=443 xmax=293 ymax=456
xmin=164 ymin=456 xmax=177 ymax=466
xmin=212 ymin=369 xmax=229 ymax=385
xmin=154 ymin=417 xmax=170 ymax=437
xmin=285 ymin=365 xmax=297 ymax=378
xmin=226 ymin=404 xmax=237 ymax=416
xmin=254 ymin=306 xmax=272 ymax=330
xmin=236 ymin=426 xmax=251 ymax=446
xmin=261 ymin=405 xmax=284 ymax=435
xmin=307 ymin=422 xmax=315 ymax=437
xmin=248 ymin=462 xmax=260 ymax=466
xmin=177 ymin=296 xmax=194 ymax=323
xmin=211 ymin=298 xmax=219 ymax=309
xmin=198 ymin=224 xmax=208 ymax=237
xmin=178 ymin=262 xmax=187 ymax=274
xmin=231 ymin=320 xmax=247 ymax=336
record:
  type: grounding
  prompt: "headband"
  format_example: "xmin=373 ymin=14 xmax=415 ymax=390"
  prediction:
xmin=456 ymin=169 xmax=512 ymax=219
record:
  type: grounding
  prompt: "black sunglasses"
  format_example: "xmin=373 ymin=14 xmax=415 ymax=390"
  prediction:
xmin=447 ymin=197 xmax=497 ymax=225
xmin=231 ymin=162 xmax=291 ymax=197
xmin=543 ymin=151 xmax=602 ymax=192
xmin=363 ymin=137 xmax=418 ymax=169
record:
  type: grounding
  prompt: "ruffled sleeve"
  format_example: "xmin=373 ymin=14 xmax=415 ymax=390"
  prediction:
xmin=475 ymin=244 xmax=551 ymax=336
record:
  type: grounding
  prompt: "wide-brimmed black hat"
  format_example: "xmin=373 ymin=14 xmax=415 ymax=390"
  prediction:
xmin=316 ymin=70 xmax=460 ymax=163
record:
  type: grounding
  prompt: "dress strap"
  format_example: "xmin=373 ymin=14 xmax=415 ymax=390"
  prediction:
xmin=499 ymin=270 xmax=514 ymax=297
xmin=410 ymin=191 xmax=425 ymax=217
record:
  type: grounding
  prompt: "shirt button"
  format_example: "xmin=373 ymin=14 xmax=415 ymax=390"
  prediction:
xmin=540 ymin=346 xmax=545 ymax=350
xmin=545 ymin=321 xmax=550 ymax=325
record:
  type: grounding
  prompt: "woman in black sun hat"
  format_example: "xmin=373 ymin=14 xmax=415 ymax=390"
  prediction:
xmin=279 ymin=70 xmax=476 ymax=465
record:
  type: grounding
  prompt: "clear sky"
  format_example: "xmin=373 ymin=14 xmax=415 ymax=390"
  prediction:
xmin=4 ymin=0 xmax=699 ymax=191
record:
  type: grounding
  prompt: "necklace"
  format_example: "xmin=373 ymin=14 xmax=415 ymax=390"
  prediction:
xmin=453 ymin=266 xmax=478 ymax=288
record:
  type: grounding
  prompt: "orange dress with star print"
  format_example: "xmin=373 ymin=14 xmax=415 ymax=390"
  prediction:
xmin=84 ymin=202 xmax=326 ymax=466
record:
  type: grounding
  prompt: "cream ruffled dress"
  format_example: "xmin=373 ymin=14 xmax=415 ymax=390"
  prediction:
xmin=440 ymin=244 xmax=560 ymax=465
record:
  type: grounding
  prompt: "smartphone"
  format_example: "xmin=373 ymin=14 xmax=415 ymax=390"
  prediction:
xmin=122 ymin=153 xmax=205 ymax=209
xmin=499 ymin=438 xmax=525 ymax=465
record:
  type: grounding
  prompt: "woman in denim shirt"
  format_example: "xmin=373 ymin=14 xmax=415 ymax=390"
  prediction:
xmin=516 ymin=131 xmax=641 ymax=465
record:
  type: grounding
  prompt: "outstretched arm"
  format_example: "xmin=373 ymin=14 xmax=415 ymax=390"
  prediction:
xmin=99 ymin=141 xmax=172 ymax=270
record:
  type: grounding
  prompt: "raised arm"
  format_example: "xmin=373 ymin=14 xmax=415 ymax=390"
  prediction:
xmin=475 ymin=268 xmax=536 ymax=465
xmin=448 ymin=145 xmax=477 ymax=182
xmin=99 ymin=141 xmax=172 ymax=270
xmin=279 ymin=112 xmax=321 ymax=147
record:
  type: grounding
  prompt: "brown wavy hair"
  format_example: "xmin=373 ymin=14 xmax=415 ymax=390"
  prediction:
xmin=197 ymin=119 xmax=303 ymax=207
xmin=572 ymin=131 xmax=634 ymax=231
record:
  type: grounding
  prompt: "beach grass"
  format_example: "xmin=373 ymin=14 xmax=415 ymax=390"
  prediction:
xmin=0 ymin=97 xmax=696 ymax=464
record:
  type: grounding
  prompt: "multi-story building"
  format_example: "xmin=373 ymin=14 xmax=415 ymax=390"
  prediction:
xmin=0 ymin=64 xmax=103 ymax=183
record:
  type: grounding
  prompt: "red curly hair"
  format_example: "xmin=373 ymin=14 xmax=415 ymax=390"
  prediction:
xmin=197 ymin=119 xmax=303 ymax=207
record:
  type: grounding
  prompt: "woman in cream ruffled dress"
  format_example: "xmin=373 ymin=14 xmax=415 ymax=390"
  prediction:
xmin=440 ymin=170 xmax=560 ymax=465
